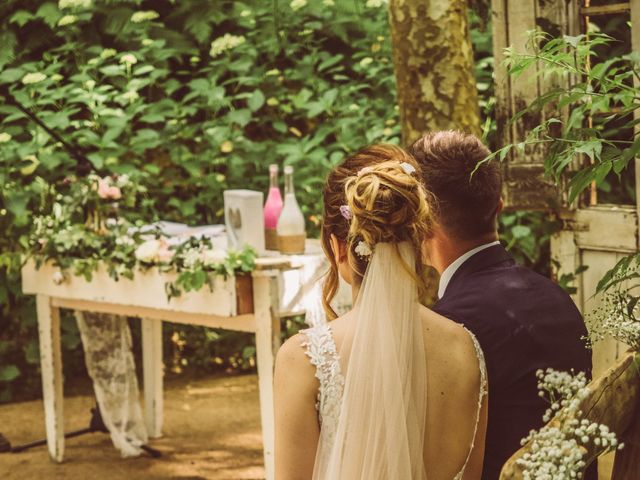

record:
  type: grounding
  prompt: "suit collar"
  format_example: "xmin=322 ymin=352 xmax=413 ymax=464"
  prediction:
xmin=438 ymin=244 xmax=515 ymax=300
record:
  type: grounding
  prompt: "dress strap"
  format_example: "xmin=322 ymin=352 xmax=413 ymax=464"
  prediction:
xmin=300 ymin=323 xmax=343 ymax=426
xmin=455 ymin=327 xmax=488 ymax=479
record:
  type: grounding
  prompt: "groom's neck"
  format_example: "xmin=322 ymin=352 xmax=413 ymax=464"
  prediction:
xmin=430 ymin=231 xmax=499 ymax=275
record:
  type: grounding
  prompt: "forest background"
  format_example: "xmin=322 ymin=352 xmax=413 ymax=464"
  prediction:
xmin=0 ymin=0 xmax=631 ymax=403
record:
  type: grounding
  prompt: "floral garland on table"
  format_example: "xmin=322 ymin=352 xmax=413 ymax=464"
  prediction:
xmin=29 ymin=173 xmax=256 ymax=299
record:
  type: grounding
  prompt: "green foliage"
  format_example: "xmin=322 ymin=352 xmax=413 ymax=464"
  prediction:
xmin=495 ymin=30 xmax=639 ymax=204
xmin=0 ymin=0 xmax=538 ymax=402
xmin=0 ymin=0 xmax=398 ymax=401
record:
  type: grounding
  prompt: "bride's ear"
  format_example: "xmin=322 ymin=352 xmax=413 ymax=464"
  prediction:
xmin=330 ymin=233 xmax=347 ymax=265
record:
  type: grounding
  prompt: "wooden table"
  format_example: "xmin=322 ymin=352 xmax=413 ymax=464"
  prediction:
xmin=21 ymin=253 xmax=313 ymax=480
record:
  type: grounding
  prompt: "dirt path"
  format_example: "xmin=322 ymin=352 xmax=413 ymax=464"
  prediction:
xmin=0 ymin=374 xmax=265 ymax=480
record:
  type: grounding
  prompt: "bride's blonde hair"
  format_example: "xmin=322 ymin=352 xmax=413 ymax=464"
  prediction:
xmin=321 ymin=144 xmax=433 ymax=319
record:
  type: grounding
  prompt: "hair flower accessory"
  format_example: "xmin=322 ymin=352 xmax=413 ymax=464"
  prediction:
xmin=339 ymin=205 xmax=352 ymax=221
xmin=357 ymin=166 xmax=374 ymax=177
xmin=400 ymin=162 xmax=416 ymax=175
xmin=354 ymin=240 xmax=372 ymax=258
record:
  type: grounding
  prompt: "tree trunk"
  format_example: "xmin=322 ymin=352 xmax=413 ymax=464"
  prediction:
xmin=388 ymin=0 xmax=481 ymax=144
xmin=388 ymin=0 xmax=480 ymax=305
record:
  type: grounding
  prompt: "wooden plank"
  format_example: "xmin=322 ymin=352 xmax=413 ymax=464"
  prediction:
xmin=492 ymin=0 xmax=570 ymax=209
xmin=252 ymin=273 xmax=280 ymax=480
xmin=36 ymin=295 xmax=65 ymax=462
xmin=550 ymin=229 xmax=582 ymax=307
xmin=580 ymin=3 xmax=631 ymax=16
xmin=50 ymin=298 xmax=257 ymax=332
xmin=22 ymin=262 xmax=237 ymax=318
xmin=142 ymin=318 xmax=163 ymax=438
xmin=572 ymin=206 xmax=638 ymax=253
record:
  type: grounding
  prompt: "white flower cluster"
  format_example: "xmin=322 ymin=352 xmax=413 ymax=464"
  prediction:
xmin=590 ymin=290 xmax=640 ymax=350
xmin=516 ymin=368 xmax=623 ymax=479
xmin=290 ymin=0 xmax=307 ymax=10
xmin=58 ymin=0 xmax=92 ymax=9
xmin=58 ymin=15 xmax=78 ymax=26
xmin=209 ymin=34 xmax=246 ymax=58
xmin=131 ymin=11 xmax=159 ymax=23
xmin=180 ymin=246 xmax=227 ymax=268
xmin=22 ymin=72 xmax=47 ymax=85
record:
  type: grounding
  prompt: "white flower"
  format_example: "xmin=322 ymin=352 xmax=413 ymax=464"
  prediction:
xmin=355 ymin=241 xmax=372 ymax=258
xmin=84 ymin=79 xmax=95 ymax=90
xmin=135 ymin=239 xmax=161 ymax=263
xmin=101 ymin=48 xmax=117 ymax=59
xmin=52 ymin=270 xmax=65 ymax=285
xmin=119 ymin=53 xmax=138 ymax=65
xmin=290 ymin=0 xmax=307 ymax=10
xmin=400 ymin=162 xmax=416 ymax=175
xmin=58 ymin=15 xmax=77 ymax=26
xmin=131 ymin=10 xmax=159 ymax=23
xmin=22 ymin=72 xmax=47 ymax=85
xmin=209 ymin=34 xmax=246 ymax=58
xmin=359 ymin=57 xmax=373 ymax=68
xmin=0 ymin=133 xmax=12 ymax=143
xmin=365 ymin=0 xmax=386 ymax=7
xmin=120 ymin=90 xmax=139 ymax=103
xmin=58 ymin=0 xmax=91 ymax=9
xmin=142 ymin=39 xmax=154 ymax=47
xmin=201 ymin=249 xmax=227 ymax=266
xmin=240 ymin=9 xmax=251 ymax=17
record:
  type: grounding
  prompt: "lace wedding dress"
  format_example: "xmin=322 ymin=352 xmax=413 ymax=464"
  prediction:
xmin=301 ymin=322 xmax=488 ymax=479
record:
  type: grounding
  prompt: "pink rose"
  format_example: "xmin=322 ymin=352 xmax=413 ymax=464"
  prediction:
xmin=97 ymin=178 xmax=111 ymax=198
xmin=157 ymin=242 xmax=175 ymax=263
xmin=107 ymin=185 xmax=121 ymax=200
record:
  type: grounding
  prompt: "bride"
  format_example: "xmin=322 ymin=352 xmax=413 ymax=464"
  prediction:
xmin=274 ymin=144 xmax=488 ymax=479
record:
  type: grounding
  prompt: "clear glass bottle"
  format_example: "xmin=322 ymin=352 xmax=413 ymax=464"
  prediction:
xmin=263 ymin=164 xmax=283 ymax=250
xmin=277 ymin=165 xmax=306 ymax=254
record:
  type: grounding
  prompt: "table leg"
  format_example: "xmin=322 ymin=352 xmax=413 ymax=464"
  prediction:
xmin=142 ymin=318 xmax=163 ymax=438
xmin=36 ymin=294 xmax=64 ymax=462
xmin=253 ymin=273 xmax=281 ymax=480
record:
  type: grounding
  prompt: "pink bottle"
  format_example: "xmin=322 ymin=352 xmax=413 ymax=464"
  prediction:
xmin=264 ymin=164 xmax=283 ymax=250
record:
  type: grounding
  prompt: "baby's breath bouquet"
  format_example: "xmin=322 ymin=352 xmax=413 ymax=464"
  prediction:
xmin=516 ymin=369 xmax=623 ymax=479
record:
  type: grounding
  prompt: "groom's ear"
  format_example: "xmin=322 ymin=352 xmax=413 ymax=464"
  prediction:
xmin=497 ymin=198 xmax=504 ymax=215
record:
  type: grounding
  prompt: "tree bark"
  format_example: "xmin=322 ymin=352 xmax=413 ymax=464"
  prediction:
xmin=388 ymin=0 xmax=481 ymax=145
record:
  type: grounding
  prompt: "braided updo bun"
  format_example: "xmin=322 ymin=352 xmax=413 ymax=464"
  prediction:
xmin=321 ymin=144 xmax=433 ymax=319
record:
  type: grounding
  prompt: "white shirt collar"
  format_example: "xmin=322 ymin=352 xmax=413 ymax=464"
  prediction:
xmin=437 ymin=241 xmax=501 ymax=299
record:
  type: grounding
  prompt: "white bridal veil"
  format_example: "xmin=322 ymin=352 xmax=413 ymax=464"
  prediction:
xmin=313 ymin=241 xmax=428 ymax=479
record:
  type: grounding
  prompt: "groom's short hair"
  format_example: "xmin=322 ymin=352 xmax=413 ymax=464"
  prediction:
xmin=408 ymin=131 xmax=501 ymax=240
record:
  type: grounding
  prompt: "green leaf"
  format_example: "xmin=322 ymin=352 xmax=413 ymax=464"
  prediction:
xmin=511 ymin=225 xmax=531 ymax=239
xmin=0 ymin=365 xmax=20 ymax=382
xmin=36 ymin=2 xmax=62 ymax=28
xmin=228 ymin=108 xmax=251 ymax=127
xmin=9 ymin=10 xmax=35 ymax=27
xmin=0 ymin=68 xmax=24 ymax=84
xmin=248 ymin=89 xmax=265 ymax=111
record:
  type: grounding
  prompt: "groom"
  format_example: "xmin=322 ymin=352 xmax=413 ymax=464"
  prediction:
xmin=409 ymin=131 xmax=593 ymax=479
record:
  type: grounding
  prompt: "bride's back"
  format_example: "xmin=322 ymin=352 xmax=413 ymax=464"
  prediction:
xmin=274 ymin=144 xmax=486 ymax=480
xmin=328 ymin=306 xmax=487 ymax=480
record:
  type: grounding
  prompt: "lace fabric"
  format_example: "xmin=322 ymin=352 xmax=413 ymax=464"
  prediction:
xmin=302 ymin=317 xmax=488 ymax=479
xmin=75 ymin=312 xmax=148 ymax=457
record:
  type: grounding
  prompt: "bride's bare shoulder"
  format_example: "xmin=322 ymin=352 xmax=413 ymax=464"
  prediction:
xmin=419 ymin=306 xmax=482 ymax=387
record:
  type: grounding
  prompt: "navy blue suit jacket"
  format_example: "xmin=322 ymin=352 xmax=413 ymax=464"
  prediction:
xmin=432 ymin=244 xmax=593 ymax=480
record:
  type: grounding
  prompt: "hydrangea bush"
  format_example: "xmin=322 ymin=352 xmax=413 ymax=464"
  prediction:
xmin=0 ymin=0 xmax=403 ymax=400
